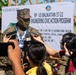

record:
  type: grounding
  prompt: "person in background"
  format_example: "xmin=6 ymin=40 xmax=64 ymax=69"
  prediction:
xmin=58 ymin=34 xmax=76 ymax=75
xmin=32 ymin=33 xmax=75 ymax=57
xmin=32 ymin=33 xmax=76 ymax=73
xmin=7 ymin=39 xmax=53 ymax=75
xmin=0 ymin=8 xmax=43 ymax=75
xmin=32 ymin=34 xmax=59 ymax=57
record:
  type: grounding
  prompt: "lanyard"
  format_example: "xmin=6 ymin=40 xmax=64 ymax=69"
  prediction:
xmin=15 ymin=26 xmax=27 ymax=49
xmin=17 ymin=30 xmax=26 ymax=41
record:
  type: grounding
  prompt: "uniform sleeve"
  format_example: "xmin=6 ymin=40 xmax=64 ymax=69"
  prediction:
xmin=3 ymin=26 xmax=15 ymax=38
xmin=58 ymin=55 xmax=70 ymax=75
xmin=65 ymin=71 xmax=76 ymax=75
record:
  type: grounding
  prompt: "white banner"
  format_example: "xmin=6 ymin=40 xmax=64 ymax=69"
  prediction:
xmin=2 ymin=2 xmax=74 ymax=50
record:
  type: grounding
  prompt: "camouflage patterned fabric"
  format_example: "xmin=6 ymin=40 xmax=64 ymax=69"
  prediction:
xmin=0 ymin=24 xmax=43 ymax=75
xmin=17 ymin=8 xmax=31 ymax=18
xmin=0 ymin=31 xmax=3 ymax=42
xmin=0 ymin=8 xmax=43 ymax=75
xmin=58 ymin=55 xmax=76 ymax=75
xmin=0 ymin=57 xmax=13 ymax=75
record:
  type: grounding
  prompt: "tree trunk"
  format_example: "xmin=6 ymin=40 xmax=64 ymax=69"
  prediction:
xmin=8 ymin=0 xmax=11 ymax=6
xmin=29 ymin=0 xmax=38 ymax=4
xmin=58 ymin=0 xmax=62 ymax=2
xmin=36 ymin=0 xmax=38 ymax=4
xmin=29 ymin=0 xmax=32 ymax=4
xmin=15 ymin=0 xmax=18 ymax=5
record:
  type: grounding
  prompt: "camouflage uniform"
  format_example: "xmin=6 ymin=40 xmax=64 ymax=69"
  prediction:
xmin=0 ymin=31 xmax=3 ymax=42
xmin=58 ymin=55 xmax=76 ymax=75
xmin=0 ymin=8 xmax=43 ymax=75
xmin=0 ymin=25 xmax=43 ymax=75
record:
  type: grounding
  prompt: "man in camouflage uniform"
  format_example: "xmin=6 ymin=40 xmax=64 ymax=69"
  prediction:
xmin=0 ymin=8 xmax=43 ymax=75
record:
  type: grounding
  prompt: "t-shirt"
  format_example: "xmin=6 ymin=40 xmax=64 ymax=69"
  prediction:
xmin=26 ymin=62 xmax=53 ymax=75
xmin=58 ymin=50 xmax=76 ymax=72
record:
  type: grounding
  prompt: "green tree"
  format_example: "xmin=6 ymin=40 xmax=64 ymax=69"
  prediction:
xmin=0 ymin=0 xmax=28 ymax=14
xmin=0 ymin=0 xmax=8 ymax=14
xmin=44 ymin=0 xmax=55 ymax=3
xmin=12 ymin=0 xmax=28 ymax=5
xmin=19 ymin=0 xmax=28 ymax=5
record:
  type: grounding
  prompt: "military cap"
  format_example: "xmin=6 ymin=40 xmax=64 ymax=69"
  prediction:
xmin=17 ymin=8 xmax=31 ymax=19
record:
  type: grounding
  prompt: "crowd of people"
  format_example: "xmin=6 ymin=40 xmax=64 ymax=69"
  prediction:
xmin=0 ymin=8 xmax=76 ymax=75
xmin=2 ymin=32 xmax=76 ymax=75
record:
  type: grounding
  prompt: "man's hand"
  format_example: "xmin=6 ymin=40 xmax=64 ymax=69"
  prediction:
xmin=31 ymin=34 xmax=44 ymax=43
xmin=8 ymin=40 xmax=21 ymax=63
xmin=3 ymin=35 xmax=11 ymax=42
xmin=8 ymin=40 xmax=25 ymax=75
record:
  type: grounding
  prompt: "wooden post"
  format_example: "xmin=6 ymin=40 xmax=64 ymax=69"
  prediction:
xmin=29 ymin=0 xmax=38 ymax=4
xmin=15 ymin=0 xmax=18 ymax=6
xmin=36 ymin=0 xmax=38 ymax=4
xmin=8 ymin=0 xmax=11 ymax=6
xmin=58 ymin=0 xmax=62 ymax=2
xmin=29 ymin=0 xmax=32 ymax=4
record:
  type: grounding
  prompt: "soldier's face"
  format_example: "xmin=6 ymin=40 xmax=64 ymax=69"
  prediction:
xmin=18 ymin=17 xmax=30 ymax=28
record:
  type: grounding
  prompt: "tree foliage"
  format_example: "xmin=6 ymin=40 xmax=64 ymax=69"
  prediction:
xmin=44 ymin=0 xmax=55 ymax=3
xmin=19 ymin=0 xmax=28 ymax=5
xmin=13 ymin=0 xmax=28 ymax=5
xmin=0 ymin=0 xmax=28 ymax=14
xmin=0 ymin=0 xmax=8 ymax=10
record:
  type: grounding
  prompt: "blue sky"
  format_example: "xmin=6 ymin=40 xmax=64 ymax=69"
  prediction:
xmin=25 ymin=0 xmax=76 ymax=15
